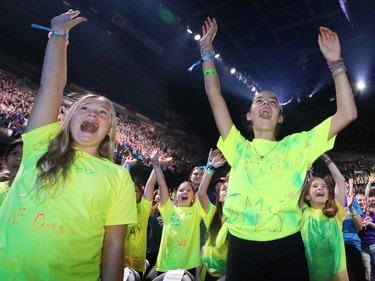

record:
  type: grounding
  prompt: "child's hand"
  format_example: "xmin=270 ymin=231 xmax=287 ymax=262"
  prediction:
xmin=318 ymin=26 xmax=341 ymax=61
xmin=51 ymin=9 xmax=87 ymax=34
xmin=200 ymin=17 xmax=218 ymax=46
xmin=211 ymin=153 xmax=226 ymax=168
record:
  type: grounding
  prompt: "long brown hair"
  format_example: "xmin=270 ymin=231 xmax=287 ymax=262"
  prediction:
xmin=35 ymin=94 xmax=117 ymax=198
xmin=300 ymin=176 xmax=338 ymax=218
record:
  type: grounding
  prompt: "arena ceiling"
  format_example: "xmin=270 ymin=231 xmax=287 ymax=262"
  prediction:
xmin=0 ymin=0 xmax=374 ymax=153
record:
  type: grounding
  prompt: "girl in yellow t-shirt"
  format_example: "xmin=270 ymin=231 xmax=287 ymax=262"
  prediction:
xmin=194 ymin=15 xmax=356 ymax=281
xmin=151 ymin=150 xmax=207 ymax=278
xmin=0 ymin=10 xmax=137 ymax=281
xmin=197 ymin=149 xmax=228 ymax=281
xmin=300 ymin=155 xmax=348 ymax=281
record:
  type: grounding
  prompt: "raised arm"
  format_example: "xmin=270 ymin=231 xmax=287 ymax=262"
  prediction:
xmin=200 ymin=17 xmax=233 ymax=139
xmin=364 ymin=176 xmax=375 ymax=214
xmin=150 ymin=150 xmax=170 ymax=206
xmin=347 ymin=178 xmax=363 ymax=231
xmin=322 ymin=154 xmax=345 ymax=206
xmin=26 ymin=10 xmax=86 ymax=133
xmin=317 ymin=27 xmax=357 ymax=140
xmin=365 ymin=176 xmax=375 ymax=201
xmin=197 ymin=149 xmax=226 ymax=211
xmin=143 ymin=169 xmax=157 ymax=202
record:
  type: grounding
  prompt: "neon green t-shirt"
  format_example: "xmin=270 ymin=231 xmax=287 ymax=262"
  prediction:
xmin=0 ymin=181 xmax=9 ymax=207
xmin=217 ymin=117 xmax=335 ymax=241
xmin=156 ymin=199 xmax=205 ymax=272
xmin=200 ymin=203 xmax=228 ymax=279
xmin=301 ymin=200 xmax=348 ymax=281
xmin=0 ymin=123 xmax=137 ymax=281
xmin=125 ymin=196 xmax=152 ymax=272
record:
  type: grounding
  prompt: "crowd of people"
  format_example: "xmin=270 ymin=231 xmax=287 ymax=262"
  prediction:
xmin=0 ymin=70 xmax=204 ymax=175
xmin=0 ymin=8 xmax=374 ymax=281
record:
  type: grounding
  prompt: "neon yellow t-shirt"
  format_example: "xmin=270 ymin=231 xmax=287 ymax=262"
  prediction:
xmin=217 ymin=117 xmax=335 ymax=241
xmin=301 ymin=200 xmax=348 ymax=281
xmin=200 ymin=203 xmax=228 ymax=279
xmin=0 ymin=123 xmax=137 ymax=281
xmin=125 ymin=197 xmax=152 ymax=272
xmin=156 ymin=199 xmax=205 ymax=272
xmin=0 ymin=181 xmax=9 ymax=207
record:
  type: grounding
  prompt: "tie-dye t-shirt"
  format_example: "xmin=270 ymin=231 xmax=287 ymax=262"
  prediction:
xmin=125 ymin=197 xmax=152 ymax=272
xmin=217 ymin=117 xmax=335 ymax=241
xmin=156 ymin=199 xmax=206 ymax=272
xmin=301 ymin=201 xmax=348 ymax=281
xmin=200 ymin=203 xmax=228 ymax=279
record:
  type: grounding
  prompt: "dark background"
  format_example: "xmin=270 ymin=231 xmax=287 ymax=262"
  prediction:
xmin=0 ymin=0 xmax=374 ymax=155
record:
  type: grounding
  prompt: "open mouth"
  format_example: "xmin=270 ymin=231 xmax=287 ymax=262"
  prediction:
xmin=181 ymin=196 xmax=188 ymax=201
xmin=316 ymin=191 xmax=326 ymax=197
xmin=81 ymin=121 xmax=98 ymax=133
xmin=260 ymin=108 xmax=272 ymax=119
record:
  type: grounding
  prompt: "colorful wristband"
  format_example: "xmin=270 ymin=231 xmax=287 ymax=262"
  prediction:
xmin=188 ymin=56 xmax=214 ymax=72
xmin=203 ymin=69 xmax=217 ymax=76
xmin=31 ymin=24 xmax=69 ymax=45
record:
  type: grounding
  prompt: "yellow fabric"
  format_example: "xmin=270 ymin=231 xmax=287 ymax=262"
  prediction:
xmin=0 ymin=123 xmax=137 ymax=281
xmin=125 ymin=197 xmax=152 ymax=272
xmin=200 ymin=203 xmax=228 ymax=279
xmin=217 ymin=117 xmax=335 ymax=241
xmin=0 ymin=181 xmax=9 ymax=207
xmin=156 ymin=199 xmax=205 ymax=272
xmin=301 ymin=200 xmax=348 ymax=281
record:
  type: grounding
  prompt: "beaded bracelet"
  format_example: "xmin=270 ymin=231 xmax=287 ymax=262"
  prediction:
xmin=332 ymin=68 xmax=347 ymax=79
xmin=327 ymin=58 xmax=345 ymax=72
xmin=31 ymin=24 xmax=69 ymax=45
xmin=200 ymin=44 xmax=213 ymax=52
xmin=201 ymin=49 xmax=215 ymax=58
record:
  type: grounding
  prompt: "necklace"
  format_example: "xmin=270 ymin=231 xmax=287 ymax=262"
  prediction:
xmin=252 ymin=141 xmax=279 ymax=159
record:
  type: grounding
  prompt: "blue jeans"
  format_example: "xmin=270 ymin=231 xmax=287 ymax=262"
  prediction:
xmin=362 ymin=243 xmax=375 ymax=281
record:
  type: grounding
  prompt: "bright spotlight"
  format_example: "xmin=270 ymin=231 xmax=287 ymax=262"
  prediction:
xmin=251 ymin=86 xmax=256 ymax=92
xmin=309 ymin=94 xmax=313 ymax=98
xmin=186 ymin=28 xmax=193 ymax=34
xmin=230 ymin=68 xmax=236 ymax=74
xmin=194 ymin=34 xmax=201 ymax=41
xmin=214 ymin=53 xmax=220 ymax=58
xmin=357 ymin=81 xmax=366 ymax=90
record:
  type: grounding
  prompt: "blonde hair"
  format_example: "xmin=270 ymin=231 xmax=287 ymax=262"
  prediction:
xmin=35 ymin=94 xmax=117 ymax=197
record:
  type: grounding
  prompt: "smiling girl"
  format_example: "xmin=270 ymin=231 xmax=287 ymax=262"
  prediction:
xmin=0 ymin=10 xmax=137 ymax=281
xmin=197 ymin=16 xmax=357 ymax=281
xmin=150 ymin=150 xmax=208 ymax=278
xmin=299 ymin=154 xmax=348 ymax=280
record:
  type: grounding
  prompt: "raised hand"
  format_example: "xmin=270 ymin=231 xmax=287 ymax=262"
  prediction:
xmin=51 ymin=9 xmax=87 ymax=34
xmin=211 ymin=152 xmax=226 ymax=169
xmin=200 ymin=17 xmax=218 ymax=46
xmin=318 ymin=26 xmax=341 ymax=61
xmin=207 ymin=148 xmax=221 ymax=163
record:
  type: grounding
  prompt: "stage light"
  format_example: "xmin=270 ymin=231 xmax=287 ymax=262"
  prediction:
xmin=230 ymin=68 xmax=236 ymax=74
xmin=357 ymin=81 xmax=365 ymax=90
xmin=194 ymin=34 xmax=201 ymax=41
xmin=186 ymin=28 xmax=193 ymax=34
xmin=251 ymin=86 xmax=256 ymax=92
xmin=214 ymin=53 xmax=220 ymax=58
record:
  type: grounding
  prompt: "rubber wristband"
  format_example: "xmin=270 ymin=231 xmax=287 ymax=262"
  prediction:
xmin=203 ymin=69 xmax=217 ymax=76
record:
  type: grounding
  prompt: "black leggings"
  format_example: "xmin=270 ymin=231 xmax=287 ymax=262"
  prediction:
xmin=345 ymin=243 xmax=366 ymax=281
xmin=226 ymin=232 xmax=310 ymax=281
